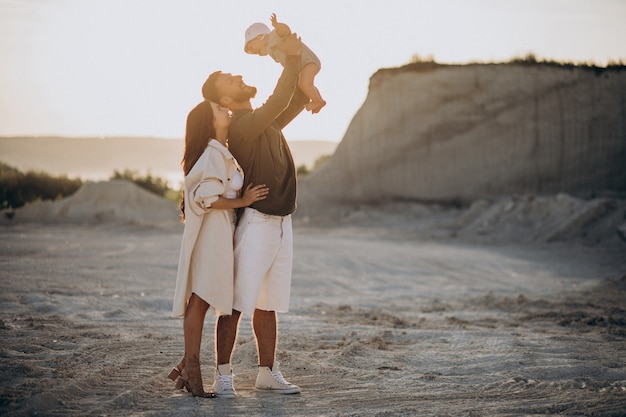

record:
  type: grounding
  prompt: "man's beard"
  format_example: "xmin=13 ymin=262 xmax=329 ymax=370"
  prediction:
xmin=233 ymin=86 xmax=257 ymax=103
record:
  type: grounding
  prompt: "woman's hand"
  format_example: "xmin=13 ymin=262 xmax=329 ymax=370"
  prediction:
xmin=242 ymin=183 xmax=269 ymax=206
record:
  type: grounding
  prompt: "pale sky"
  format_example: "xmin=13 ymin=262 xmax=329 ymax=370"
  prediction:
xmin=1 ymin=0 xmax=625 ymax=143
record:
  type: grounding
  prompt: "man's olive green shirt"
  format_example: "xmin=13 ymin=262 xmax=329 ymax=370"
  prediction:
xmin=228 ymin=55 xmax=309 ymax=216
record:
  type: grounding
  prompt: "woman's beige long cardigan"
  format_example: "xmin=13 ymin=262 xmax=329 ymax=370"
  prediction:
xmin=172 ymin=140 xmax=242 ymax=318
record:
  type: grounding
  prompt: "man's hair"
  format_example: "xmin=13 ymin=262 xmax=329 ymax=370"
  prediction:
xmin=202 ymin=71 xmax=222 ymax=103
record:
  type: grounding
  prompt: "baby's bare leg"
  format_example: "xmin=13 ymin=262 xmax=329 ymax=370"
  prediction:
xmin=299 ymin=62 xmax=326 ymax=113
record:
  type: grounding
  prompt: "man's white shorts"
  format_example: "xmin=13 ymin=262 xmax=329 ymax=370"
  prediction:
xmin=233 ymin=208 xmax=293 ymax=316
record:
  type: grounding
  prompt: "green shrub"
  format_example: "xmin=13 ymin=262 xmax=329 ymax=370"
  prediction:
xmin=295 ymin=154 xmax=332 ymax=178
xmin=296 ymin=164 xmax=310 ymax=177
xmin=0 ymin=163 xmax=181 ymax=213
xmin=312 ymin=154 xmax=331 ymax=171
xmin=0 ymin=162 xmax=83 ymax=210
xmin=110 ymin=169 xmax=173 ymax=199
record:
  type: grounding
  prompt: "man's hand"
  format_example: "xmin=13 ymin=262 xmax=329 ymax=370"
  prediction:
xmin=273 ymin=33 xmax=302 ymax=56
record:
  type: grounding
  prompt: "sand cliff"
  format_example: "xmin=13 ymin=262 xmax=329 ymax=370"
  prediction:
xmin=300 ymin=63 xmax=626 ymax=205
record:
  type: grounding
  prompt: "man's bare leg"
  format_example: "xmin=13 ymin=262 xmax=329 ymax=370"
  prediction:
xmin=253 ymin=308 xmax=301 ymax=393
xmin=252 ymin=308 xmax=277 ymax=368
xmin=213 ymin=310 xmax=241 ymax=397
xmin=216 ymin=310 xmax=241 ymax=365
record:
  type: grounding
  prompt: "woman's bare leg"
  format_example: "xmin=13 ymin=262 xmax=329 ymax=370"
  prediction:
xmin=183 ymin=293 xmax=210 ymax=361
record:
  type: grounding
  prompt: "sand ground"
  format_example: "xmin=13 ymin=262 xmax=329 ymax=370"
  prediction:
xmin=1 ymin=219 xmax=625 ymax=416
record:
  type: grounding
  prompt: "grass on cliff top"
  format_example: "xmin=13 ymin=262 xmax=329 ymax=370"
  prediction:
xmin=381 ymin=53 xmax=626 ymax=75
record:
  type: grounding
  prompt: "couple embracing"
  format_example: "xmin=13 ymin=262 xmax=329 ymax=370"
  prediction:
xmin=169 ymin=32 xmax=309 ymax=398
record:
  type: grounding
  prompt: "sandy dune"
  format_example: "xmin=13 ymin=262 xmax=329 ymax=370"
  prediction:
xmin=1 ymin=182 xmax=625 ymax=416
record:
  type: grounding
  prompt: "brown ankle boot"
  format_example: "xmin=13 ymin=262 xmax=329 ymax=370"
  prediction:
xmin=179 ymin=357 xmax=214 ymax=398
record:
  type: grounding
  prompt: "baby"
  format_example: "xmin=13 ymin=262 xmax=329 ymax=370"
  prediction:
xmin=245 ymin=13 xmax=326 ymax=114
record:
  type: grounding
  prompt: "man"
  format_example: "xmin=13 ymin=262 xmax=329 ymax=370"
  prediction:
xmin=201 ymin=33 xmax=309 ymax=397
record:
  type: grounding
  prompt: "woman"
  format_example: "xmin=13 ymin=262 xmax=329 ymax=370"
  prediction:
xmin=168 ymin=100 xmax=269 ymax=397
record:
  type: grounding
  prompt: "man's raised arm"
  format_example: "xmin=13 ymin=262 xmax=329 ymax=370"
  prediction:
xmin=239 ymin=34 xmax=304 ymax=137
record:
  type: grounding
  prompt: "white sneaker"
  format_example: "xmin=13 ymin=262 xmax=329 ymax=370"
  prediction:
xmin=212 ymin=364 xmax=237 ymax=398
xmin=255 ymin=361 xmax=301 ymax=394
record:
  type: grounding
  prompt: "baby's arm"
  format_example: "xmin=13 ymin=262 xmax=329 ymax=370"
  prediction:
xmin=271 ymin=13 xmax=292 ymax=37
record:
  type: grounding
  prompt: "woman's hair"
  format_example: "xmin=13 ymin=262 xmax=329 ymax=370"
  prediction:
xmin=179 ymin=100 xmax=215 ymax=221
xmin=182 ymin=100 xmax=215 ymax=175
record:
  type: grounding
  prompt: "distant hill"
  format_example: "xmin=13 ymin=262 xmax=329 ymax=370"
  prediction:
xmin=0 ymin=136 xmax=337 ymax=186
